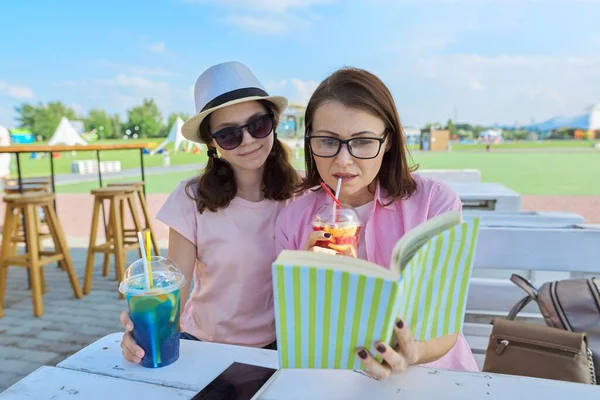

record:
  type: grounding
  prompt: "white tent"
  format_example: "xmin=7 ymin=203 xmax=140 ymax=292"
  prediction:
xmin=151 ymin=117 xmax=202 ymax=155
xmin=0 ymin=125 xmax=12 ymax=178
xmin=480 ymin=129 xmax=503 ymax=138
xmin=48 ymin=117 xmax=88 ymax=146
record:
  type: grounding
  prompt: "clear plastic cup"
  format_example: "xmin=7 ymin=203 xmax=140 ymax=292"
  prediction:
xmin=119 ymin=256 xmax=186 ymax=368
xmin=312 ymin=203 xmax=361 ymax=258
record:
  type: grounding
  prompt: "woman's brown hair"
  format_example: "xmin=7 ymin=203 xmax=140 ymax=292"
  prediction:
xmin=300 ymin=67 xmax=418 ymax=201
xmin=185 ymin=100 xmax=299 ymax=213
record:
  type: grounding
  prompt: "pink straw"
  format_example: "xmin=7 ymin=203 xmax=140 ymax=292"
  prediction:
xmin=320 ymin=182 xmax=341 ymax=206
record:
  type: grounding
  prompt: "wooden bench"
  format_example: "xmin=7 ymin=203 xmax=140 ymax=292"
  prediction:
xmin=462 ymin=220 xmax=600 ymax=369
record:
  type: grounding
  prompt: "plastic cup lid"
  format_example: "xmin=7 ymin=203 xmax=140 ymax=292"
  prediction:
xmin=313 ymin=202 xmax=361 ymax=227
xmin=118 ymin=256 xmax=186 ymax=296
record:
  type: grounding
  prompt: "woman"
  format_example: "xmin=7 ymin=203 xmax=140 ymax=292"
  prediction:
xmin=275 ymin=66 xmax=478 ymax=379
xmin=120 ymin=61 xmax=299 ymax=363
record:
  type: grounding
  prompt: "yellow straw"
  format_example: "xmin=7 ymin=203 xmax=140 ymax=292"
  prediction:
xmin=145 ymin=231 xmax=154 ymax=288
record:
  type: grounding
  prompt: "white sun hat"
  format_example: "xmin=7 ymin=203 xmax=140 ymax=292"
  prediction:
xmin=181 ymin=61 xmax=288 ymax=144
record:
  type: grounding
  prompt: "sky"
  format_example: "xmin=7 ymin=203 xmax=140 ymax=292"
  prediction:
xmin=1 ymin=0 xmax=599 ymax=128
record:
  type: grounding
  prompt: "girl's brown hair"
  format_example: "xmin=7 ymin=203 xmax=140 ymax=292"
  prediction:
xmin=301 ymin=67 xmax=418 ymax=201
xmin=185 ymin=100 xmax=299 ymax=213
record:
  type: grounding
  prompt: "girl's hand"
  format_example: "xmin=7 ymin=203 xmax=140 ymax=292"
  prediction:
xmin=355 ymin=319 xmax=420 ymax=380
xmin=303 ymin=231 xmax=337 ymax=255
xmin=120 ymin=310 xmax=144 ymax=364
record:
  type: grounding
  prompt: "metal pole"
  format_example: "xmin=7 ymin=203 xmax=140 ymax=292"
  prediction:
xmin=96 ymin=150 xmax=108 ymax=237
xmin=140 ymin=148 xmax=146 ymax=197
xmin=16 ymin=153 xmax=23 ymax=190
xmin=49 ymin=152 xmax=56 ymax=210
xmin=96 ymin=150 xmax=103 ymax=188
xmin=16 ymin=153 xmax=31 ymax=288
xmin=48 ymin=152 xmax=60 ymax=269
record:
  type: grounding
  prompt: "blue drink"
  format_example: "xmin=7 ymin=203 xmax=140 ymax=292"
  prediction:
xmin=120 ymin=257 xmax=186 ymax=368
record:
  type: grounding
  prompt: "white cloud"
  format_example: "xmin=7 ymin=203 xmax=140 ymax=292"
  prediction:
xmin=221 ymin=15 xmax=288 ymax=35
xmin=185 ymin=0 xmax=335 ymax=13
xmin=70 ymin=103 xmax=85 ymax=114
xmin=112 ymin=74 xmax=169 ymax=90
xmin=469 ymin=79 xmax=486 ymax=91
xmin=0 ymin=81 xmax=36 ymax=101
xmin=92 ymin=60 xmax=178 ymax=77
xmin=265 ymin=79 xmax=288 ymax=92
xmin=148 ymin=41 xmax=166 ymax=54
xmin=108 ymin=78 xmax=192 ymax=120
xmin=291 ymin=79 xmax=319 ymax=103
xmin=220 ymin=12 xmax=310 ymax=35
xmin=265 ymin=79 xmax=318 ymax=103
xmin=188 ymin=0 xmax=330 ymax=34
xmin=385 ymin=53 xmax=600 ymax=125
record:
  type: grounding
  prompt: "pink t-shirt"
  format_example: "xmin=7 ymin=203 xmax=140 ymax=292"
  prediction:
xmin=156 ymin=179 xmax=285 ymax=347
xmin=275 ymin=174 xmax=479 ymax=372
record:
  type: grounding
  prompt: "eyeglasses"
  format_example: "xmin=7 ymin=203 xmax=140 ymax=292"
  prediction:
xmin=210 ymin=113 xmax=274 ymax=150
xmin=307 ymin=134 xmax=388 ymax=159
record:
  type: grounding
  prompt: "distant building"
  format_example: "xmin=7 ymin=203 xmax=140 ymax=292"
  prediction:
xmin=403 ymin=126 xmax=421 ymax=146
xmin=420 ymin=128 xmax=450 ymax=151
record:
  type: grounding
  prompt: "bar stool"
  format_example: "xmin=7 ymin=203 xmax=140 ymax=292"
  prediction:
xmin=0 ymin=192 xmax=83 ymax=318
xmin=5 ymin=177 xmax=52 ymax=187
xmin=3 ymin=183 xmax=52 ymax=261
xmin=83 ymin=186 xmax=144 ymax=299
xmin=4 ymin=182 xmax=51 ymax=193
xmin=107 ymin=181 xmax=159 ymax=257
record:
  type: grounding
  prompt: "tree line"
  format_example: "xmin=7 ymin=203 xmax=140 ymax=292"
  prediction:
xmin=14 ymin=98 xmax=189 ymax=140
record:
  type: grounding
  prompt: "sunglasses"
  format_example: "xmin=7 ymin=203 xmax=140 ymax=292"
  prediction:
xmin=210 ymin=113 xmax=275 ymax=150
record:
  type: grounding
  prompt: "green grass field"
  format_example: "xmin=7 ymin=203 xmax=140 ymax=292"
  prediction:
xmin=7 ymin=139 xmax=600 ymax=196
xmin=409 ymin=151 xmax=600 ymax=195
xmin=450 ymin=139 xmax=599 ymax=151
xmin=54 ymin=149 xmax=600 ymax=196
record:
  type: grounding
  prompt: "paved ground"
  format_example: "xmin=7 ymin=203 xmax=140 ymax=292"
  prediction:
xmin=0 ymin=246 xmax=156 ymax=392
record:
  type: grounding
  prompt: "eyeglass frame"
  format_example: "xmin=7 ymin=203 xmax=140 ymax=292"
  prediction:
xmin=306 ymin=132 xmax=389 ymax=160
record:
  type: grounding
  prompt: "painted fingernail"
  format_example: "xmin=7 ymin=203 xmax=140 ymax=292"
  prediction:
xmin=376 ymin=344 xmax=386 ymax=353
xmin=358 ymin=349 xmax=367 ymax=359
xmin=396 ymin=319 xmax=404 ymax=329
xmin=324 ymin=233 xmax=331 ymax=238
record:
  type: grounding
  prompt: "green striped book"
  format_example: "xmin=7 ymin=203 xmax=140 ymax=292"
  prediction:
xmin=272 ymin=211 xmax=480 ymax=370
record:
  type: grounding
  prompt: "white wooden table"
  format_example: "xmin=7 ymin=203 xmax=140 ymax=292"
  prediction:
xmin=416 ymin=169 xmax=481 ymax=183
xmin=2 ymin=333 xmax=598 ymax=399
xmin=448 ymin=182 xmax=522 ymax=212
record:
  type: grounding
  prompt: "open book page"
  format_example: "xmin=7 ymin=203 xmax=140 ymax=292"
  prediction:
xmin=391 ymin=211 xmax=462 ymax=274
xmin=396 ymin=217 xmax=480 ymax=341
